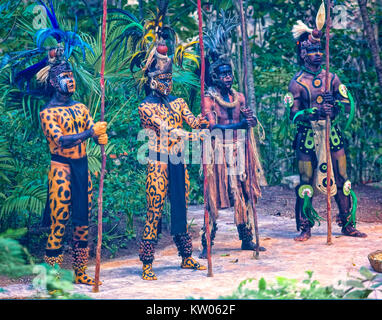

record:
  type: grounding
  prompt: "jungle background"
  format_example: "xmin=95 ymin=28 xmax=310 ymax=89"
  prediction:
xmin=0 ymin=0 xmax=381 ymax=280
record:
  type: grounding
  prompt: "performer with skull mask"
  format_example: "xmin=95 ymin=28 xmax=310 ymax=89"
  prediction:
xmin=120 ymin=0 xmax=210 ymax=280
xmin=199 ymin=11 xmax=265 ymax=259
xmin=284 ymin=5 xmax=367 ymax=241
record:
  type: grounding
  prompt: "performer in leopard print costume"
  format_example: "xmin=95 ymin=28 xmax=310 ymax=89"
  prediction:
xmin=12 ymin=2 xmax=107 ymax=285
xmin=38 ymin=53 xmax=107 ymax=285
xmin=137 ymin=40 xmax=210 ymax=280
xmin=113 ymin=0 xmax=209 ymax=280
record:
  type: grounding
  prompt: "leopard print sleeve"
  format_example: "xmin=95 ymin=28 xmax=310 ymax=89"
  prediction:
xmin=81 ymin=104 xmax=95 ymax=131
xmin=180 ymin=98 xmax=200 ymax=129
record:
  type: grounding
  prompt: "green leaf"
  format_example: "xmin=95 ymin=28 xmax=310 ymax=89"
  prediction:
xmin=345 ymin=280 xmax=365 ymax=289
xmin=359 ymin=266 xmax=375 ymax=281
xmin=258 ymin=278 xmax=266 ymax=291
xmin=0 ymin=228 xmax=27 ymax=239
xmin=344 ymin=289 xmax=372 ymax=299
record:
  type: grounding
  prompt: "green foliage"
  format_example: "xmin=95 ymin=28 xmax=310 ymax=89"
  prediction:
xmin=1 ymin=180 xmax=46 ymax=220
xmin=32 ymin=264 xmax=91 ymax=300
xmin=0 ymin=228 xmax=34 ymax=278
xmin=219 ymin=269 xmax=382 ymax=300
xmin=0 ymin=228 xmax=89 ymax=299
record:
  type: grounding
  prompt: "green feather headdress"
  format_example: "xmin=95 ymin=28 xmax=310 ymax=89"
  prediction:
xmin=107 ymin=0 xmax=199 ymax=94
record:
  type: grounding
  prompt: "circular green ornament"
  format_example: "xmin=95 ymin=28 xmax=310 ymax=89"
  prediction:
xmin=339 ymin=84 xmax=348 ymax=98
xmin=343 ymin=180 xmax=352 ymax=196
xmin=283 ymin=92 xmax=294 ymax=108
xmin=298 ymin=184 xmax=314 ymax=199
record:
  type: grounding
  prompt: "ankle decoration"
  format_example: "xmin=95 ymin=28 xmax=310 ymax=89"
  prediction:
xmin=173 ymin=233 xmax=193 ymax=258
xmin=139 ymin=240 xmax=155 ymax=264
xmin=201 ymin=223 xmax=217 ymax=248
xmin=237 ymin=224 xmax=253 ymax=243
xmin=72 ymin=241 xmax=89 ymax=272
xmin=298 ymin=185 xmax=323 ymax=227
xmin=44 ymin=254 xmax=64 ymax=267
xmin=342 ymin=180 xmax=357 ymax=228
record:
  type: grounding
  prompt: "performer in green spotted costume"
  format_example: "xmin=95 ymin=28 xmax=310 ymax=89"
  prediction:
xmin=284 ymin=7 xmax=367 ymax=241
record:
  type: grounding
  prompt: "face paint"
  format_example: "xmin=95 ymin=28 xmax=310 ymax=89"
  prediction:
xmin=216 ymin=64 xmax=233 ymax=90
xmin=304 ymin=45 xmax=323 ymax=66
xmin=154 ymin=73 xmax=172 ymax=96
xmin=56 ymin=72 xmax=76 ymax=95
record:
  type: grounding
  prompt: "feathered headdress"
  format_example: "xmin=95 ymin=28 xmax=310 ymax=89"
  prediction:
xmin=292 ymin=1 xmax=326 ymax=65
xmin=292 ymin=1 xmax=325 ymax=45
xmin=107 ymin=0 xmax=199 ymax=94
xmin=203 ymin=10 xmax=239 ymax=87
xmin=1 ymin=1 xmax=92 ymax=91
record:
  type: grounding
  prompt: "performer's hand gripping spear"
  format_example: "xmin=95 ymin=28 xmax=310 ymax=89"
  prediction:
xmin=197 ymin=0 xmax=213 ymax=277
xmin=93 ymin=0 xmax=108 ymax=292
xmin=238 ymin=0 xmax=260 ymax=259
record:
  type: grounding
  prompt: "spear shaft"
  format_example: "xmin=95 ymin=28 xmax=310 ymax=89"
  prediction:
xmin=197 ymin=0 xmax=213 ymax=277
xmin=93 ymin=0 xmax=107 ymax=292
xmin=325 ymin=0 xmax=332 ymax=245
xmin=238 ymin=0 xmax=260 ymax=258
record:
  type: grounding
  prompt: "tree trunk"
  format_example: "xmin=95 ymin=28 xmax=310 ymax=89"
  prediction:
xmin=358 ymin=0 xmax=382 ymax=93
xmin=234 ymin=0 xmax=257 ymax=113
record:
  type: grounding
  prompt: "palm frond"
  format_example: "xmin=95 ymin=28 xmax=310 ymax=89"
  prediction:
xmin=87 ymin=142 xmax=115 ymax=174
xmin=0 ymin=136 xmax=16 ymax=185
xmin=0 ymin=180 xmax=47 ymax=219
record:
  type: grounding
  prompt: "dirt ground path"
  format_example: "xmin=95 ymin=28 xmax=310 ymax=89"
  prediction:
xmin=1 ymin=185 xmax=381 ymax=299
xmin=79 ymin=207 xmax=382 ymax=299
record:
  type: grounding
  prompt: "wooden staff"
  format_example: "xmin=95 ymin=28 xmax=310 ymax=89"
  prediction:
xmin=325 ymin=0 xmax=332 ymax=245
xmin=197 ymin=0 xmax=213 ymax=277
xmin=238 ymin=0 xmax=260 ymax=259
xmin=93 ymin=0 xmax=108 ymax=292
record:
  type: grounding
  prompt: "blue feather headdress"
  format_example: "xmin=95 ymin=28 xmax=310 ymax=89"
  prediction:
xmin=1 ymin=0 xmax=93 ymax=90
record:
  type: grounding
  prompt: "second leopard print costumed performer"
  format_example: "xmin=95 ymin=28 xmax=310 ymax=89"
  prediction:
xmin=123 ymin=1 xmax=210 ymax=280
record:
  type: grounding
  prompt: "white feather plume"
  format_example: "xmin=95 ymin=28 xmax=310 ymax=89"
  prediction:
xmin=292 ymin=20 xmax=313 ymax=40
xmin=316 ymin=1 xmax=326 ymax=31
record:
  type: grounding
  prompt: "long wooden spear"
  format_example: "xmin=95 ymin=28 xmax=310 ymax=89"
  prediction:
xmin=238 ymin=0 xmax=260 ymax=259
xmin=324 ymin=0 xmax=332 ymax=245
xmin=93 ymin=0 xmax=107 ymax=293
xmin=197 ymin=0 xmax=213 ymax=277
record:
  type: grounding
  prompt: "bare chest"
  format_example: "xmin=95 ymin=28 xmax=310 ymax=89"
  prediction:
xmin=213 ymin=102 xmax=242 ymax=124
xmin=296 ymin=72 xmax=333 ymax=108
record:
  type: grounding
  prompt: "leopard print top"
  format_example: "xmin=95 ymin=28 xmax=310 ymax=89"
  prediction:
xmin=40 ymin=103 xmax=95 ymax=159
xmin=138 ymin=95 xmax=203 ymax=156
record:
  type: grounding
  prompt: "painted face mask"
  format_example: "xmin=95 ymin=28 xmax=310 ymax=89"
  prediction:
xmin=153 ymin=73 xmax=173 ymax=96
xmin=54 ymin=71 xmax=76 ymax=95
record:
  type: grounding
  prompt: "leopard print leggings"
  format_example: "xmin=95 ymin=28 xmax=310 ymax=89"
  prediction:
xmin=45 ymin=161 xmax=92 ymax=256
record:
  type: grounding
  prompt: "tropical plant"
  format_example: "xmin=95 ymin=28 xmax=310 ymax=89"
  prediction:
xmin=0 ymin=228 xmax=34 ymax=278
xmin=218 ymin=268 xmax=382 ymax=300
